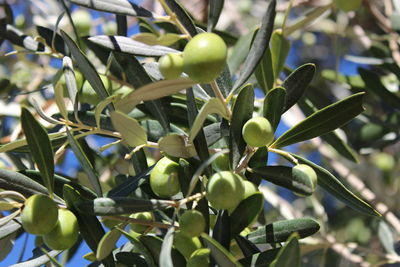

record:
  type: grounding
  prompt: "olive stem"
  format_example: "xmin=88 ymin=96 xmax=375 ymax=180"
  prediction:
xmin=210 ymin=80 xmax=232 ymax=119
xmin=268 ymin=147 xmax=299 ymax=165
xmin=157 ymin=0 xmax=192 ymax=39
xmin=235 ymin=146 xmax=256 ymax=173
xmin=178 ymin=192 xmax=206 ymax=207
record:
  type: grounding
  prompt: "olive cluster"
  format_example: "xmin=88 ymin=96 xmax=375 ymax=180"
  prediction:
xmin=21 ymin=194 xmax=79 ymax=250
xmin=158 ymin=32 xmax=227 ymax=83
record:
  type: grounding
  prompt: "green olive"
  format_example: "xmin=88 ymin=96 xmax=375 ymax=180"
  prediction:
xmin=71 ymin=9 xmax=91 ymax=35
xmin=206 ymin=171 xmax=245 ymax=211
xmin=129 ymin=212 xmax=154 ymax=233
xmin=173 ymin=231 xmax=202 ymax=260
xmin=292 ymin=164 xmax=318 ymax=196
xmin=335 ymin=0 xmax=362 ymax=12
xmin=242 ymin=117 xmax=274 ymax=147
xmin=183 ymin=33 xmax=227 ymax=83
xmin=150 ymin=157 xmax=181 ymax=198
xmin=158 ymin=53 xmax=184 ymax=80
xmin=21 ymin=194 xmax=58 ymax=235
xmin=243 ymin=180 xmax=258 ymax=199
xmin=212 ymin=153 xmax=230 ymax=172
xmin=187 ymin=248 xmax=210 ymax=267
xmin=79 ymin=74 xmax=112 ymax=105
xmin=43 ymin=209 xmax=79 ymax=250
xmin=179 ymin=210 xmax=205 ymax=238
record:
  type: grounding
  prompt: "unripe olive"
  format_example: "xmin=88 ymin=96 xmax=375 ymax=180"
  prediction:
xmin=43 ymin=209 xmax=79 ymax=250
xmin=71 ymin=10 xmax=91 ymax=36
xmin=206 ymin=171 xmax=245 ymax=210
xmin=179 ymin=210 xmax=205 ymax=238
xmin=212 ymin=153 xmax=230 ymax=172
xmin=292 ymin=164 xmax=318 ymax=196
xmin=187 ymin=248 xmax=210 ymax=267
xmin=242 ymin=117 xmax=274 ymax=147
xmin=335 ymin=0 xmax=362 ymax=12
xmin=183 ymin=33 xmax=227 ymax=83
xmin=79 ymin=74 xmax=112 ymax=105
xmin=129 ymin=212 xmax=154 ymax=233
xmin=150 ymin=157 xmax=181 ymax=198
xmin=173 ymin=231 xmax=202 ymax=260
xmin=21 ymin=194 xmax=58 ymax=235
xmin=60 ymin=70 xmax=84 ymax=97
xmin=243 ymin=180 xmax=258 ymax=199
xmin=158 ymin=53 xmax=184 ymax=80
xmin=371 ymin=152 xmax=395 ymax=172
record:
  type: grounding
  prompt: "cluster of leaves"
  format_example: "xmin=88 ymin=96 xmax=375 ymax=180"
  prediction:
xmin=2 ymin=0 xmax=399 ymax=266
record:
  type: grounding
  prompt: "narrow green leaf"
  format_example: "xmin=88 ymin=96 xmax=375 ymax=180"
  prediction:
xmin=263 ymin=86 xmax=286 ymax=131
xmin=0 ymin=169 xmax=49 ymax=197
xmin=270 ymin=235 xmax=300 ymax=267
xmin=255 ymin=47 xmax=274 ymax=92
xmin=247 ymin=166 xmax=315 ymax=196
xmin=117 ymin=230 xmax=156 ymax=267
xmin=270 ymin=30 xmax=291 ymax=81
xmin=0 ymin=132 xmax=65 ymax=153
xmin=231 ymin=0 xmax=276 ymax=94
xmin=0 ymin=216 xmax=21 ymax=239
xmin=132 ymin=32 xmax=181 ymax=46
xmin=61 ymin=30 xmax=112 ymax=109
xmin=115 ymin=252 xmax=148 ymax=266
xmin=4 ymin=24 xmax=48 ymax=52
xmin=213 ymin=210 xmax=231 ymax=250
xmin=208 ymin=0 xmax=225 ymax=31
xmin=239 ymin=248 xmax=280 ymax=267
xmin=189 ymin=98 xmax=229 ymax=142
xmin=0 ymin=232 xmax=15 ymax=261
xmin=116 ymin=77 xmax=196 ymax=113
xmin=140 ymin=235 xmax=186 ymax=267
xmin=230 ymin=193 xmax=264 ymax=237
xmin=20 ymin=107 xmax=54 ymax=196
xmin=36 ymin=25 xmax=67 ymax=55
xmin=160 ymin=228 xmax=175 ymax=267
xmin=378 ymin=221 xmax=395 ymax=254
xmin=71 ymin=0 xmax=154 ymax=17
xmin=235 ymin=235 xmax=260 ymax=258
xmin=247 ymin=218 xmax=320 ymax=244
xmin=164 ymin=0 xmax=197 ymax=37
xmin=272 ymin=92 xmax=365 ymax=148
xmin=110 ymin=111 xmax=147 ymax=147
xmin=9 ymin=250 xmax=62 ymax=267
xmin=159 ymin=134 xmax=196 ymax=158
xmin=66 ymin=129 xmax=102 ymax=197
xmin=62 ymin=57 xmax=78 ymax=106
xmin=201 ymin=233 xmax=242 ymax=267
xmin=0 ymin=210 xmax=20 ymax=228
xmin=76 ymin=197 xmax=175 ymax=215
xmin=88 ymin=35 xmax=178 ymax=56
xmin=96 ymin=226 xmax=124 ymax=261
xmin=54 ymin=78 xmax=68 ymax=120
xmin=290 ymin=153 xmax=381 ymax=216
xmin=229 ymin=84 xmax=254 ymax=169
xmin=95 ymin=95 xmax=121 ymax=129
xmin=282 ymin=63 xmax=315 ymax=112
xmin=228 ymin=28 xmax=254 ymax=74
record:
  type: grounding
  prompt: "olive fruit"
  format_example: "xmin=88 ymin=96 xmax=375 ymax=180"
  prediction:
xmin=206 ymin=171 xmax=245 ymax=211
xmin=21 ymin=194 xmax=58 ymax=235
xmin=158 ymin=53 xmax=184 ymax=80
xmin=173 ymin=231 xmax=202 ymax=260
xmin=79 ymin=74 xmax=112 ymax=105
xmin=242 ymin=117 xmax=274 ymax=147
xmin=71 ymin=9 xmax=91 ymax=35
xmin=150 ymin=157 xmax=181 ymax=198
xmin=292 ymin=164 xmax=318 ymax=196
xmin=187 ymin=248 xmax=210 ymax=267
xmin=212 ymin=153 xmax=230 ymax=172
xmin=179 ymin=210 xmax=205 ymax=237
xmin=43 ymin=209 xmax=79 ymax=250
xmin=243 ymin=180 xmax=258 ymax=199
xmin=129 ymin=212 xmax=154 ymax=233
xmin=335 ymin=0 xmax=362 ymax=12
xmin=182 ymin=33 xmax=227 ymax=83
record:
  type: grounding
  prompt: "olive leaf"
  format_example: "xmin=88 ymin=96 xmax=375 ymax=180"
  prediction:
xmin=270 ymin=235 xmax=300 ymax=267
xmin=110 ymin=111 xmax=147 ymax=147
xmin=3 ymin=24 xmax=47 ymax=52
xmin=208 ymin=0 xmax=225 ymax=32
xmin=62 ymin=56 xmax=78 ymax=106
xmin=159 ymin=133 xmax=196 ymax=158
xmin=20 ymin=107 xmax=55 ymax=196
xmin=255 ymin=47 xmax=274 ymax=92
xmin=132 ymin=32 xmax=181 ymax=46
xmin=71 ymin=0 xmax=154 ymax=17
xmin=164 ymin=0 xmax=198 ymax=37
xmin=189 ymin=98 xmax=229 ymax=143
xmin=239 ymin=248 xmax=280 ymax=267
xmin=270 ymin=30 xmax=290 ymax=81
xmin=235 ymin=235 xmax=261 ymax=258
xmin=96 ymin=226 xmax=125 ymax=261
xmin=201 ymin=233 xmax=242 ymax=267
xmin=36 ymin=25 xmax=67 ymax=55
xmin=263 ymin=86 xmax=286 ymax=131
xmin=159 ymin=228 xmax=175 ymax=267
xmin=9 ymin=250 xmax=62 ymax=267
xmin=140 ymin=235 xmax=186 ymax=267
xmin=272 ymin=92 xmax=365 ymax=148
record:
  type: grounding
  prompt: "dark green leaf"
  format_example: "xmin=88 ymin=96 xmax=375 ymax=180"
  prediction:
xmin=247 ymin=166 xmax=314 ymax=196
xmin=164 ymin=0 xmax=197 ymax=37
xmin=66 ymin=129 xmax=103 ymax=197
xmin=213 ymin=210 xmax=231 ymax=250
xmin=358 ymin=67 xmax=400 ymax=109
xmin=229 ymin=84 xmax=254 ymax=169
xmin=239 ymin=248 xmax=280 ymax=267
xmin=208 ymin=0 xmax=224 ymax=31
xmin=96 ymin=226 xmax=123 ymax=261
xmin=76 ymin=197 xmax=175 ymax=215
xmin=255 ymin=47 xmax=274 ymax=92
xmin=235 ymin=235 xmax=260 ymax=258
xmin=282 ymin=63 xmax=315 ymax=112
xmin=88 ymin=35 xmax=178 ymax=56
xmin=270 ymin=30 xmax=290 ymax=81
xmin=263 ymin=86 xmax=286 ymax=131
xmin=61 ymin=30 xmax=112 ymax=109
xmin=230 ymin=193 xmax=264 ymax=237
xmin=140 ymin=235 xmax=186 ymax=267
xmin=228 ymin=29 xmax=254 ymax=74
xmin=247 ymin=218 xmax=320 ymax=244
xmin=290 ymin=153 xmax=380 ymax=216
xmin=20 ymin=107 xmax=54 ymax=196
xmin=201 ymin=233 xmax=241 ymax=267
xmin=36 ymin=25 xmax=67 ymax=55
xmin=203 ymin=122 xmax=224 ymax=146
xmin=270 ymin=235 xmax=300 ymax=267
xmin=3 ymin=24 xmax=46 ymax=52
xmin=216 ymin=65 xmax=232 ymax=98
xmin=231 ymin=0 xmax=276 ymax=93
xmin=71 ymin=0 xmax=154 ymax=17
xmin=116 ymin=15 xmax=128 ymax=36
xmin=115 ymin=252 xmax=148 ymax=266
xmin=272 ymin=92 xmax=365 ymax=148
xmin=0 ymin=169 xmax=48 ymax=197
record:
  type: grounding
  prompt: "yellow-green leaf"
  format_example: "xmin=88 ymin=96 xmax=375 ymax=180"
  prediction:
xmin=110 ymin=111 xmax=147 ymax=147
xmin=159 ymin=134 xmax=196 ymax=158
